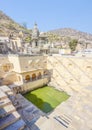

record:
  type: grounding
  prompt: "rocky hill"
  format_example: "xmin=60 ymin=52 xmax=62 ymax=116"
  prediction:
xmin=1 ymin=10 xmax=92 ymax=45
xmin=0 ymin=11 xmax=30 ymax=36
xmin=48 ymin=28 xmax=92 ymax=42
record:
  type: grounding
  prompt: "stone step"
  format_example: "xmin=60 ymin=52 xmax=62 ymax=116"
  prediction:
xmin=63 ymin=114 xmax=72 ymax=122
xmin=9 ymin=97 xmax=16 ymax=104
xmin=0 ymin=98 xmax=12 ymax=108
xmin=0 ymin=111 xmax=21 ymax=129
xmin=36 ymin=116 xmax=48 ymax=126
xmin=0 ymin=104 xmax=16 ymax=118
xmin=0 ymin=85 xmax=11 ymax=94
xmin=54 ymin=116 xmax=68 ymax=128
xmin=7 ymin=91 xmax=13 ymax=96
xmin=4 ymin=119 xmax=26 ymax=130
xmin=0 ymin=89 xmax=7 ymax=100
xmin=58 ymin=116 xmax=70 ymax=125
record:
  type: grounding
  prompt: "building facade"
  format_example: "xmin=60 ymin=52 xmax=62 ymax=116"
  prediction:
xmin=0 ymin=54 xmax=51 ymax=93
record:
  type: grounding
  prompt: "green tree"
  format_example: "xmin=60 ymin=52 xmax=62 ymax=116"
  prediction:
xmin=69 ymin=39 xmax=78 ymax=52
xmin=25 ymin=36 xmax=31 ymax=43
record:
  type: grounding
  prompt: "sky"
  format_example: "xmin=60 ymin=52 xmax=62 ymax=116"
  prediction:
xmin=0 ymin=0 xmax=92 ymax=33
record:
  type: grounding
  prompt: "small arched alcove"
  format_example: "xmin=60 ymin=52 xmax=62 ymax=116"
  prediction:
xmin=25 ymin=75 xmax=30 ymax=81
xmin=32 ymin=73 xmax=36 ymax=81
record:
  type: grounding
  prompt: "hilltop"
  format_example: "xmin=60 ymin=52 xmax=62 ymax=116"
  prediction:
xmin=0 ymin=10 xmax=92 ymax=45
xmin=0 ymin=11 xmax=30 ymax=36
xmin=48 ymin=28 xmax=92 ymax=42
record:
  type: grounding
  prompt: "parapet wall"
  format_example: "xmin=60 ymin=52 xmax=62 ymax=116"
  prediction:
xmin=8 ymin=55 xmax=47 ymax=73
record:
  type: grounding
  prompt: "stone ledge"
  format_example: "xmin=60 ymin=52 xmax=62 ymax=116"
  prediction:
xmin=0 ymin=111 xmax=21 ymax=129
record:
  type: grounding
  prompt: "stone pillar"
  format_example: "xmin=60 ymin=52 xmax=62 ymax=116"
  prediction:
xmin=11 ymin=41 xmax=15 ymax=50
xmin=15 ymin=41 xmax=18 ymax=52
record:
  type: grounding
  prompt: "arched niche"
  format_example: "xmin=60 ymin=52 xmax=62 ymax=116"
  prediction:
xmin=25 ymin=75 xmax=30 ymax=81
xmin=32 ymin=73 xmax=36 ymax=81
xmin=37 ymin=72 xmax=42 ymax=79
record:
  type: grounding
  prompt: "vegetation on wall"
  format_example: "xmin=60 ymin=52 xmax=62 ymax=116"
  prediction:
xmin=25 ymin=36 xmax=31 ymax=43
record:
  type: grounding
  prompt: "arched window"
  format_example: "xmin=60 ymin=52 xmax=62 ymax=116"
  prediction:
xmin=3 ymin=65 xmax=9 ymax=72
xmin=25 ymin=75 xmax=30 ymax=81
xmin=44 ymin=70 xmax=48 ymax=75
xmin=37 ymin=72 xmax=42 ymax=79
xmin=32 ymin=73 xmax=36 ymax=81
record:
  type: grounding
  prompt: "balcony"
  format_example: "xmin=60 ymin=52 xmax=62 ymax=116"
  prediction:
xmin=23 ymin=74 xmax=50 ymax=84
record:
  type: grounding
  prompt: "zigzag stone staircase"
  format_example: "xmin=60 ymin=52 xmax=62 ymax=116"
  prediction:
xmin=0 ymin=85 xmax=28 ymax=130
xmin=47 ymin=56 xmax=92 ymax=95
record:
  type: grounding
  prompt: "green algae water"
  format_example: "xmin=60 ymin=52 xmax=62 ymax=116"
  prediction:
xmin=24 ymin=86 xmax=69 ymax=113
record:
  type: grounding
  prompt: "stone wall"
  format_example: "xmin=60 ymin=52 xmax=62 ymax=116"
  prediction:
xmin=1 ymin=54 xmax=92 ymax=95
xmin=8 ymin=55 xmax=47 ymax=73
xmin=47 ymin=55 xmax=92 ymax=94
xmin=0 ymin=55 xmax=13 ymax=78
xmin=22 ymin=78 xmax=48 ymax=92
xmin=12 ymin=77 xmax=49 ymax=94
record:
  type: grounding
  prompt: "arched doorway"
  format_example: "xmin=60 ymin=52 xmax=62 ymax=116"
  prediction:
xmin=32 ymin=73 xmax=36 ymax=81
xmin=37 ymin=72 xmax=42 ymax=79
xmin=36 ymin=41 xmax=38 ymax=46
xmin=25 ymin=75 xmax=30 ymax=81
